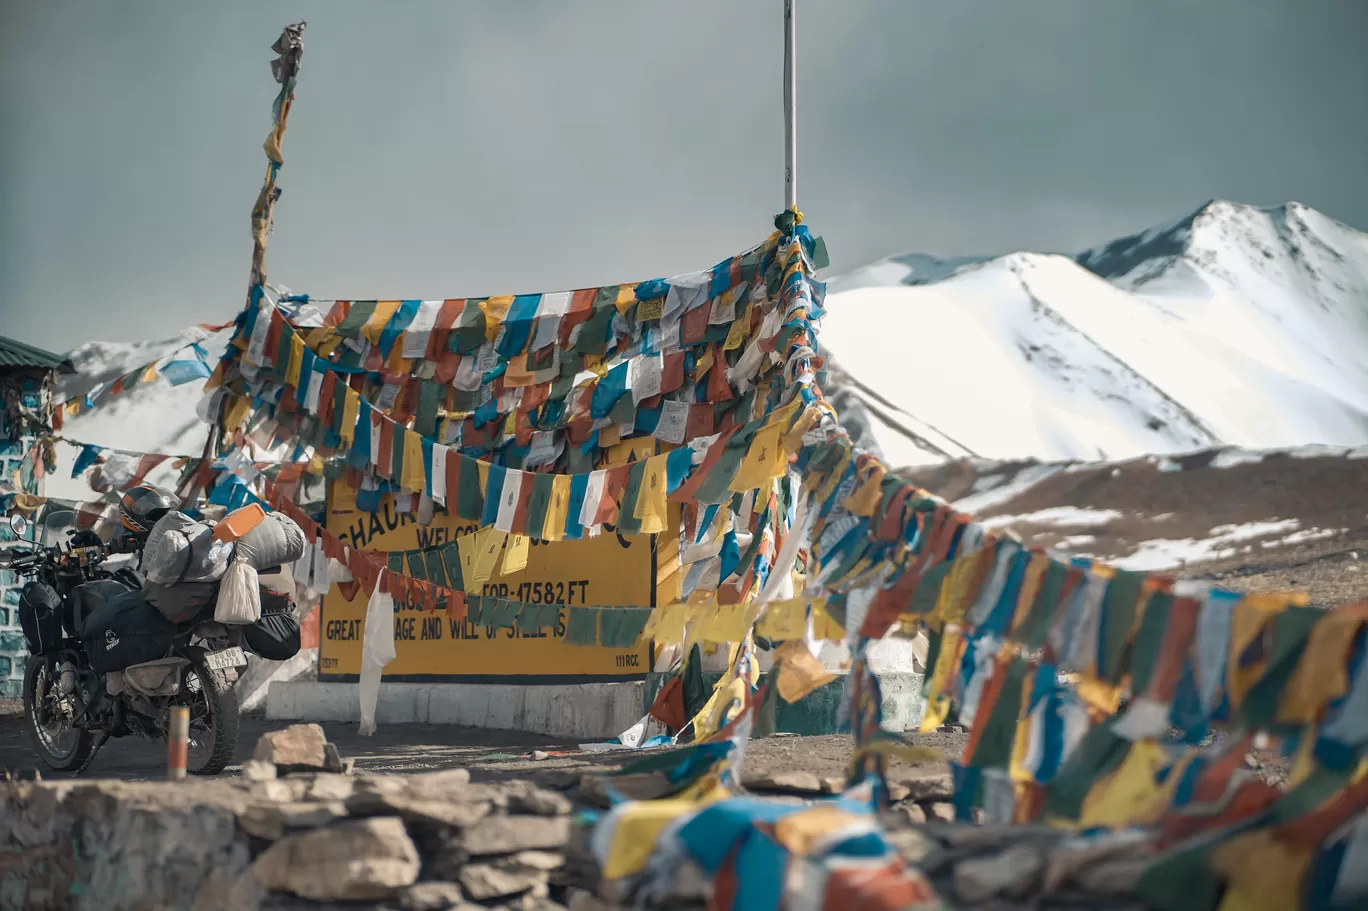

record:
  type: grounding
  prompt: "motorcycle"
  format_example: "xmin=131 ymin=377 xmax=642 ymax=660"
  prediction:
xmin=1 ymin=509 xmax=288 ymax=776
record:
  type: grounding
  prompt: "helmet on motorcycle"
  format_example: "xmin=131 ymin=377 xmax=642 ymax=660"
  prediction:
xmin=119 ymin=484 xmax=179 ymax=535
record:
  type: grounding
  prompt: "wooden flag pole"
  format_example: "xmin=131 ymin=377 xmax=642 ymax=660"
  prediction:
xmin=783 ymin=0 xmax=797 ymax=213
xmin=182 ymin=22 xmax=307 ymax=505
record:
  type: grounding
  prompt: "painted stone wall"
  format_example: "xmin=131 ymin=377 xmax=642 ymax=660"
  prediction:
xmin=0 ymin=371 xmax=49 ymax=698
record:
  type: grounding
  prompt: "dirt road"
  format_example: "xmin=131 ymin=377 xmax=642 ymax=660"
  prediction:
xmin=0 ymin=714 xmax=966 ymax=787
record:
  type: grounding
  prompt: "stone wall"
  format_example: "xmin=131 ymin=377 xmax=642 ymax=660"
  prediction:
xmin=0 ymin=725 xmax=1155 ymax=911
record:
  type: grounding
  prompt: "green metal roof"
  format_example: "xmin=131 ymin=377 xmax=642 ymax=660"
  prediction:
xmin=0 ymin=335 xmax=75 ymax=373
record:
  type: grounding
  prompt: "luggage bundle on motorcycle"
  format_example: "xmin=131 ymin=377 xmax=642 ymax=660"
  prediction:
xmin=81 ymin=589 xmax=176 ymax=675
xmin=17 ymin=582 xmax=63 ymax=656
xmin=142 ymin=511 xmax=234 ymax=624
xmin=214 ymin=506 xmax=305 ymax=626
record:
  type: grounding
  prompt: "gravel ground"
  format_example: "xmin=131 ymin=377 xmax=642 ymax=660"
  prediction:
xmin=0 ymin=714 xmax=966 ymax=785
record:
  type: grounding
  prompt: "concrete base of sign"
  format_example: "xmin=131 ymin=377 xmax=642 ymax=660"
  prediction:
xmin=236 ymin=648 xmax=319 ymax=715
xmin=265 ymin=680 xmax=646 ymax=741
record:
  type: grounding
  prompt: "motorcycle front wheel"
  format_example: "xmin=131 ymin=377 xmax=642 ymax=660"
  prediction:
xmin=23 ymin=657 xmax=95 ymax=773
xmin=178 ymin=646 xmax=241 ymax=776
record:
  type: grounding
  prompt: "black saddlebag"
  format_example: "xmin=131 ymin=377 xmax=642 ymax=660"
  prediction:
xmin=242 ymin=591 xmax=301 ymax=661
xmin=82 ymin=590 xmax=176 ymax=675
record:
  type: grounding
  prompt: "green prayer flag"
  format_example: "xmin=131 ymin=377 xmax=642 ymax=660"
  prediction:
xmin=456 ymin=457 xmax=484 ymax=519
xmin=517 ymin=603 xmax=544 ymax=634
xmin=1240 ymin=605 xmax=1323 ymax=728
xmin=811 ymin=235 xmax=831 ymax=271
xmin=566 ymin=607 xmax=598 ymax=646
xmin=405 ymin=550 xmax=428 ymax=582
xmin=600 ymin=607 xmax=651 ymax=649
xmin=485 ymin=598 xmax=520 ymax=630
xmin=908 ymin=561 xmax=954 ymax=616
xmin=1098 ymin=570 xmax=1146 ymax=683
xmin=423 ymin=547 xmax=448 ymax=587
xmin=523 ymin=473 xmax=555 ymax=538
xmin=336 ymin=301 xmax=376 ymax=337
xmin=450 ymin=299 xmax=487 ymax=354
xmin=415 ymin=380 xmax=441 ymax=439
xmin=614 ymin=462 xmax=648 ymax=537
xmin=387 ymin=552 xmax=405 ymax=573
xmin=440 ymin=542 xmax=464 ymax=591
xmin=1128 ymin=592 xmax=1172 ymax=696
xmin=1042 ymin=720 xmax=1132 ymax=821
xmin=467 ymin=595 xmax=485 ymax=626
xmin=1016 ymin=561 xmax=1067 ymax=648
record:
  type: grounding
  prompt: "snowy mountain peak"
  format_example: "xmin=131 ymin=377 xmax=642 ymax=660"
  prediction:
xmin=820 ymin=200 xmax=1368 ymax=468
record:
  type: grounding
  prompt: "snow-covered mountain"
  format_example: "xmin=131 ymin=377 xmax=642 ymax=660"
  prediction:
xmin=820 ymin=201 xmax=1368 ymax=467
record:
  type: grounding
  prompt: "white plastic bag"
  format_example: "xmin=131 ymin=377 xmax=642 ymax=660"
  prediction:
xmin=214 ymin=555 xmax=261 ymax=626
xmin=357 ymin=577 xmax=396 ymax=736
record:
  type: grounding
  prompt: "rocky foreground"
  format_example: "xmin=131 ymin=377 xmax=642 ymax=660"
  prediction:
xmin=0 ymin=725 xmax=1155 ymax=910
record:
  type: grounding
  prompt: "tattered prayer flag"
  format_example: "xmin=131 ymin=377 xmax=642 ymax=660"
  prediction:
xmin=600 ymin=608 xmax=651 ymax=648
xmin=502 ymin=534 xmax=530 ymax=575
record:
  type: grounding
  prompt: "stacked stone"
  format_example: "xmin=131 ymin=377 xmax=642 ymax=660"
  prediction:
xmin=880 ymin=809 xmax=1154 ymax=910
xmin=0 ymin=723 xmax=1166 ymax=911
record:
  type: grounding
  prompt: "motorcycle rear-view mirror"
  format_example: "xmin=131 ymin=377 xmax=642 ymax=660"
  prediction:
xmin=8 ymin=513 xmax=29 ymax=540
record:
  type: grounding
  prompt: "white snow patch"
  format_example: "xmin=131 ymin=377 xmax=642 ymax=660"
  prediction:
xmin=1111 ymin=519 xmax=1301 ymax=570
xmin=981 ymin=507 xmax=1122 ymax=530
xmin=954 ymin=465 xmax=1064 ymax=514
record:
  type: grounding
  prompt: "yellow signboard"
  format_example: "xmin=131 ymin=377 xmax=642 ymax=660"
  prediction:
xmin=319 ymin=479 xmax=674 ymax=682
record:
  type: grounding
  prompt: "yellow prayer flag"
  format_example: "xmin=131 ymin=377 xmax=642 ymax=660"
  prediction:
xmin=615 ymin=284 xmax=639 ymax=316
xmin=702 ymin=603 xmax=751 ymax=643
xmin=1077 ymin=740 xmax=1168 ymax=828
xmin=224 ymin=395 xmax=252 ymax=433
xmin=729 ymin=423 xmax=785 ymax=493
xmin=360 ymin=301 xmax=402 ymax=345
xmin=502 ymin=533 xmax=530 ymax=575
xmin=635 ymin=297 xmax=665 ymax=321
xmin=722 ymin=303 xmax=751 ymax=352
xmin=774 ymin=643 xmax=836 ymax=703
xmin=633 ymin=453 xmax=671 ymax=535
xmin=646 ymin=602 xmax=692 ymax=645
xmin=755 ymin=599 xmax=807 ymax=641
xmin=543 ymin=474 xmax=572 ymax=542
xmin=480 ymin=296 xmax=514 ymax=342
xmin=140 ymin=364 xmax=159 ymax=384
xmin=285 ymin=332 xmax=304 ymax=388
xmin=400 ymin=429 xmax=426 ymax=494
xmin=693 ymin=346 xmax=715 ymax=379
xmin=468 ymin=527 xmax=507 ymax=586
xmin=457 ymin=530 xmax=481 ymax=592
xmin=339 ymin=386 xmax=360 ymax=446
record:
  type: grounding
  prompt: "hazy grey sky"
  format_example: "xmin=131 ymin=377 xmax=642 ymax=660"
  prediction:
xmin=3 ymin=1 xmax=1366 ymax=352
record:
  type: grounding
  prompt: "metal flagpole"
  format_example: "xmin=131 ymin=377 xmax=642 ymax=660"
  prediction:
xmin=783 ymin=0 xmax=797 ymax=213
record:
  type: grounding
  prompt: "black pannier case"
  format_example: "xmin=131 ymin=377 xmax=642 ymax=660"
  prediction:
xmin=18 ymin=582 xmax=64 ymax=656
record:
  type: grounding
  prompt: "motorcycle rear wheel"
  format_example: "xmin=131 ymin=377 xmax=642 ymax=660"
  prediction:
xmin=178 ymin=646 xmax=240 ymax=776
xmin=23 ymin=657 xmax=95 ymax=773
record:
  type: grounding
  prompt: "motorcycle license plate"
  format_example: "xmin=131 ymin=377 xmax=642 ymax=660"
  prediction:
xmin=204 ymin=646 xmax=248 ymax=671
